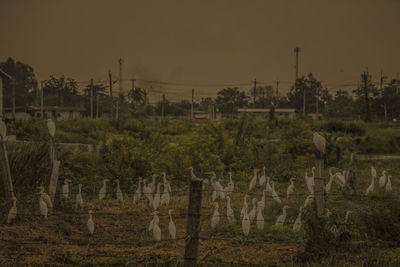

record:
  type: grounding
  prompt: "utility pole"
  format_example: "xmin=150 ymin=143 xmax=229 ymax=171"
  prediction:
xmin=12 ymin=79 xmax=15 ymax=120
xmin=109 ymin=70 xmax=113 ymax=119
xmin=41 ymin=80 xmax=44 ymax=118
xmin=253 ymin=79 xmax=257 ymax=104
xmin=144 ymin=88 xmax=148 ymax=106
xmin=131 ymin=79 xmax=136 ymax=107
xmin=191 ymin=88 xmax=194 ymax=122
xmin=0 ymin=77 xmax=2 ymax=119
xmin=275 ymin=80 xmax=280 ymax=98
xmin=294 ymin=47 xmax=304 ymax=115
xmin=96 ymin=94 xmax=99 ymax=119
xmin=316 ymin=88 xmax=319 ymax=114
xmin=362 ymin=69 xmax=372 ymax=122
xmin=90 ymin=79 xmax=93 ymax=119
xmin=117 ymin=58 xmax=123 ymax=120
xmin=380 ymin=71 xmax=388 ymax=122
xmin=162 ymin=94 xmax=165 ymax=122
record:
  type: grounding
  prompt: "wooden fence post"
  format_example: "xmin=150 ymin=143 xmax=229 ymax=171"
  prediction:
xmin=184 ymin=178 xmax=203 ymax=267
xmin=0 ymin=140 xmax=14 ymax=208
xmin=48 ymin=159 xmax=60 ymax=204
xmin=314 ymin=159 xmax=325 ymax=218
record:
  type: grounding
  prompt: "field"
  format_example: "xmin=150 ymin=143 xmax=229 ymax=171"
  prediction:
xmin=1 ymin=117 xmax=400 ymax=266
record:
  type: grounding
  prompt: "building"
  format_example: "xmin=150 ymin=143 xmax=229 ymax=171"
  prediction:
xmin=237 ymin=108 xmax=296 ymax=120
xmin=5 ymin=106 xmax=85 ymax=120
xmin=307 ymin=113 xmax=323 ymax=120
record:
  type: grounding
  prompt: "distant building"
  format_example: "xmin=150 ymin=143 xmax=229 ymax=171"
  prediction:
xmin=307 ymin=113 xmax=323 ymax=120
xmin=5 ymin=106 xmax=85 ymax=120
xmin=237 ymin=108 xmax=296 ymax=120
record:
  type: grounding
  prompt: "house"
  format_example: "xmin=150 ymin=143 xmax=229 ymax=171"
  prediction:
xmin=5 ymin=106 xmax=85 ymax=121
xmin=307 ymin=113 xmax=323 ymax=120
xmin=237 ymin=108 xmax=296 ymax=120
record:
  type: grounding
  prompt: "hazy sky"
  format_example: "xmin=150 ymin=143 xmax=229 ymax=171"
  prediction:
xmin=1 ymin=0 xmax=399 ymax=102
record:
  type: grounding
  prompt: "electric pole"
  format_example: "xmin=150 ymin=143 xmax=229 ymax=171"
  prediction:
xmin=41 ymin=80 xmax=44 ymax=118
xmin=380 ymin=71 xmax=388 ymax=122
xmin=162 ymin=94 xmax=166 ymax=122
xmin=253 ymin=79 xmax=257 ymax=104
xmin=294 ymin=47 xmax=304 ymax=115
xmin=362 ymin=69 xmax=372 ymax=122
xmin=0 ymin=77 xmax=3 ymax=118
xmin=90 ymin=79 xmax=93 ymax=119
xmin=109 ymin=70 xmax=113 ymax=118
xmin=12 ymin=78 xmax=15 ymax=120
xmin=131 ymin=79 xmax=136 ymax=106
xmin=191 ymin=88 xmax=194 ymax=122
xmin=275 ymin=80 xmax=280 ymax=98
xmin=117 ymin=58 xmax=123 ymax=120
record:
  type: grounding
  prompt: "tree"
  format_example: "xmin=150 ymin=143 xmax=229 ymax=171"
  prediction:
xmin=382 ymin=79 xmax=400 ymax=121
xmin=128 ymin=87 xmax=146 ymax=107
xmin=43 ymin=75 xmax=79 ymax=107
xmin=0 ymin=57 xmax=37 ymax=107
xmin=253 ymin=86 xmax=275 ymax=108
xmin=353 ymin=72 xmax=378 ymax=121
xmin=215 ymin=87 xmax=249 ymax=115
xmin=327 ymin=90 xmax=354 ymax=119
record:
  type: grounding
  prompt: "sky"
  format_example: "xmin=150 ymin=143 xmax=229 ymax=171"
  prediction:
xmin=0 ymin=0 xmax=399 ymax=102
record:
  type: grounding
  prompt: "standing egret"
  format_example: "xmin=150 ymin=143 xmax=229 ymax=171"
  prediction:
xmin=365 ymin=173 xmax=375 ymax=196
xmin=265 ymin=176 xmax=272 ymax=193
xmin=249 ymin=169 xmax=258 ymax=192
xmin=148 ymin=174 xmax=158 ymax=193
xmin=345 ymin=210 xmax=352 ymax=223
xmin=293 ymin=206 xmax=303 ymax=232
xmin=286 ymin=178 xmax=295 ymax=201
xmin=47 ymin=118 xmax=56 ymax=137
xmin=0 ymin=119 xmax=7 ymax=139
xmin=242 ymin=207 xmax=250 ymax=236
xmin=39 ymin=186 xmax=53 ymax=210
xmin=259 ymin=166 xmax=266 ymax=186
xmin=325 ymin=168 xmax=335 ymax=194
xmin=385 ymin=175 xmax=392 ymax=194
xmin=160 ymin=183 xmax=170 ymax=206
xmin=162 ymin=172 xmax=172 ymax=192
xmin=114 ymin=179 xmax=124 ymax=205
xmin=371 ymin=166 xmax=377 ymax=179
xmin=98 ymin=179 xmax=109 ymax=200
xmin=226 ymin=196 xmax=234 ymax=223
xmin=188 ymin=166 xmax=197 ymax=179
xmin=168 ymin=209 xmax=176 ymax=239
xmin=215 ymin=178 xmax=225 ymax=200
xmin=202 ymin=178 xmax=209 ymax=191
xmin=133 ymin=179 xmax=142 ymax=204
xmin=226 ymin=172 xmax=234 ymax=196
xmin=313 ymin=132 xmax=326 ymax=155
xmin=211 ymin=202 xmax=220 ymax=229
xmin=39 ymin=192 xmax=48 ymax=218
xmin=142 ymin=179 xmax=153 ymax=206
xmin=305 ymin=167 xmax=315 ymax=195
xmin=240 ymin=194 xmax=249 ymax=220
xmin=153 ymin=182 xmax=162 ymax=210
xmin=62 ymin=179 xmax=72 ymax=199
xmin=259 ymin=190 xmax=266 ymax=214
xmin=379 ymin=171 xmax=387 ymax=188
xmin=152 ymin=211 xmax=161 ymax=241
xmin=256 ymin=202 xmax=264 ymax=231
xmin=303 ymin=194 xmax=314 ymax=208
xmin=76 ymin=184 xmax=84 ymax=208
xmin=271 ymin=181 xmax=282 ymax=204
xmin=149 ymin=211 xmax=160 ymax=232
xmin=275 ymin=205 xmax=289 ymax=227
xmin=7 ymin=196 xmax=17 ymax=224
xmin=87 ymin=210 xmax=94 ymax=235
xmin=248 ymin=198 xmax=257 ymax=222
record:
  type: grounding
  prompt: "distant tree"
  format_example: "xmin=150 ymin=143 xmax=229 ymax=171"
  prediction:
xmin=0 ymin=57 xmax=37 ymax=107
xmin=252 ymin=86 xmax=275 ymax=108
xmin=327 ymin=90 xmax=354 ymax=119
xmin=381 ymin=79 xmax=400 ymax=121
xmin=43 ymin=75 xmax=79 ymax=106
xmin=128 ymin=87 xmax=146 ymax=107
xmin=352 ymin=73 xmax=379 ymax=121
xmin=215 ymin=87 xmax=249 ymax=115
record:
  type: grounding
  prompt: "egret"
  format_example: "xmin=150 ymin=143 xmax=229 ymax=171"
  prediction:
xmin=114 ymin=179 xmax=124 ymax=206
xmin=7 ymin=196 xmax=17 ymax=224
xmin=365 ymin=173 xmax=375 ymax=196
xmin=202 ymin=178 xmax=209 ymax=191
xmin=325 ymin=167 xmax=335 ymax=194
xmin=249 ymin=169 xmax=258 ymax=192
xmin=160 ymin=183 xmax=170 ymax=206
xmin=305 ymin=167 xmax=315 ymax=195
xmin=371 ymin=166 xmax=377 ymax=178
xmin=153 ymin=182 xmax=162 ymax=210
xmin=0 ymin=120 xmax=6 ymax=139
xmin=385 ymin=175 xmax=392 ymax=194
xmin=148 ymin=174 xmax=158 ymax=193
xmin=265 ymin=176 xmax=272 ymax=193
xmin=215 ymin=178 xmax=225 ymax=200
xmin=211 ymin=202 xmax=220 ymax=229
xmin=47 ymin=118 xmax=56 ymax=137
xmin=275 ymin=205 xmax=289 ymax=227
xmin=240 ymin=194 xmax=249 ymax=220
xmin=345 ymin=210 xmax=352 ymax=223
xmin=39 ymin=193 xmax=48 ymax=218
xmin=242 ymin=207 xmax=250 ymax=236
xmin=76 ymin=184 xmax=84 ymax=208
xmin=259 ymin=190 xmax=266 ymax=213
xmin=333 ymin=170 xmax=346 ymax=189
xmin=248 ymin=198 xmax=257 ymax=222
xmin=133 ymin=179 xmax=142 ymax=204
xmin=162 ymin=172 xmax=172 ymax=192
xmin=62 ymin=179 xmax=72 ymax=199
xmin=226 ymin=172 xmax=234 ymax=196
xmin=168 ymin=209 xmax=176 ymax=239
xmin=256 ymin=202 xmax=264 ymax=231
xmin=142 ymin=179 xmax=153 ymax=206
xmin=98 ymin=179 xmax=109 ymax=200
xmin=286 ymin=178 xmax=295 ymax=200
xmin=87 ymin=210 xmax=94 ymax=235
xmin=259 ymin=166 xmax=266 ymax=186
xmin=188 ymin=167 xmax=197 ymax=179
xmin=152 ymin=211 xmax=161 ymax=241
xmin=313 ymin=132 xmax=326 ymax=155
xmin=379 ymin=171 xmax=387 ymax=188
xmin=39 ymin=186 xmax=53 ymax=210
xmin=149 ymin=210 xmax=160 ymax=232
xmin=271 ymin=181 xmax=282 ymax=204
xmin=226 ymin=196 xmax=234 ymax=223
xmin=293 ymin=206 xmax=303 ymax=232
xmin=303 ymin=194 xmax=314 ymax=208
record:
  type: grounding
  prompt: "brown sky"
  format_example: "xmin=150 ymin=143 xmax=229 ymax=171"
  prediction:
xmin=0 ymin=0 xmax=399 ymax=102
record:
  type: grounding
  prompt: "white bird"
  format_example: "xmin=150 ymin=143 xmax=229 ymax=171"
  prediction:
xmin=0 ymin=120 xmax=7 ymax=139
xmin=240 ymin=194 xmax=249 ymax=220
xmin=303 ymin=194 xmax=314 ymax=208
xmin=160 ymin=183 xmax=170 ymax=206
xmin=385 ymin=175 xmax=392 ymax=194
xmin=87 ymin=210 xmax=94 ymax=235
xmin=62 ymin=179 xmax=72 ymax=199
xmin=98 ymin=179 xmax=109 ymax=200
xmin=162 ymin=172 xmax=172 ymax=192
xmin=265 ymin=176 xmax=272 ymax=193
xmin=202 ymin=178 xmax=209 ymax=191
xmin=226 ymin=196 xmax=234 ymax=223
xmin=293 ymin=206 xmax=303 ymax=232
xmin=7 ymin=196 xmax=17 ymax=224
xmin=256 ymin=202 xmax=264 ymax=231
xmin=47 ymin=118 xmax=56 ymax=137
xmin=152 ymin=211 xmax=161 ymax=241
xmin=379 ymin=171 xmax=387 ymax=188
xmin=226 ymin=172 xmax=234 ymax=196
xmin=286 ymin=178 xmax=295 ymax=200
xmin=249 ymin=168 xmax=258 ymax=192
xmin=189 ymin=166 xmax=197 ymax=179
xmin=133 ymin=179 xmax=142 ymax=204
xmin=149 ymin=211 xmax=160 ymax=232
xmin=242 ymin=207 xmax=250 ymax=236
xmin=334 ymin=170 xmax=346 ymax=189
xmin=259 ymin=166 xmax=266 ymax=186
xmin=153 ymin=182 xmax=162 ymax=210
xmin=259 ymin=190 xmax=266 ymax=213
xmin=39 ymin=193 xmax=48 ymax=218
xmin=371 ymin=166 xmax=377 ymax=178
xmin=39 ymin=186 xmax=53 ymax=210
xmin=142 ymin=179 xmax=153 ymax=206
xmin=313 ymin=132 xmax=326 ymax=155
xmin=211 ymin=202 xmax=220 ymax=229
xmin=149 ymin=174 xmax=158 ymax=193
xmin=271 ymin=181 xmax=282 ymax=204
xmin=168 ymin=209 xmax=176 ymax=239
xmin=248 ymin=198 xmax=257 ymax=222
xmin=275 ymin=205 xmax=289 ymax=227
xmin=305 ymin=167 xmax=315 ymax=195
xmin=114 ymin=179 xmax=124 ymax=205
xmin=215 ymin=178 xmax=225 ymax=200
xmin=76 ymin=184 xmax=84 ymax=208
xmin=325 ymin=167 xmax=335 ymax=194
xmin=345 ymin=210 xmax=352 ymax=223
xmin=365 ymin=173 xmax=375 ymax=196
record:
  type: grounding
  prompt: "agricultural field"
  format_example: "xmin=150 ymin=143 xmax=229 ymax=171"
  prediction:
xmin=1 ymin=117 xmax=400 ymax=266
